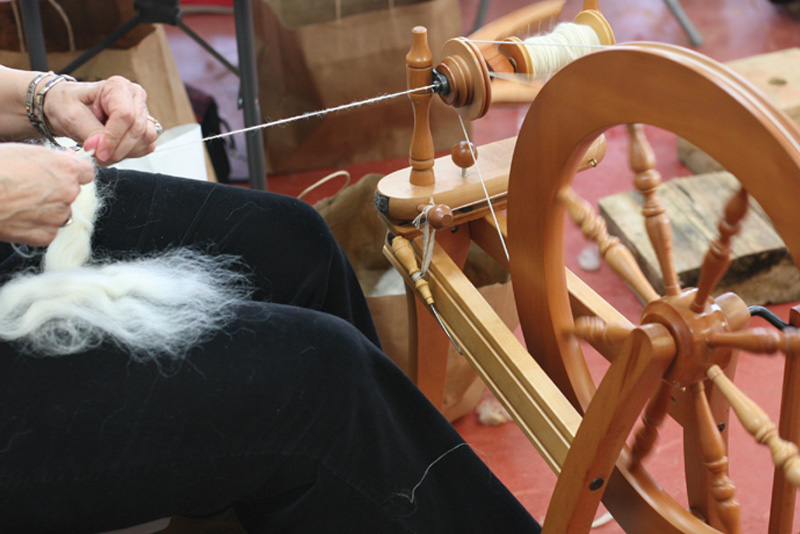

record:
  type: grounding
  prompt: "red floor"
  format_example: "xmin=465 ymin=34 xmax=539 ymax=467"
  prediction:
xmin=164 ymin=1 xmax=800 ymax=531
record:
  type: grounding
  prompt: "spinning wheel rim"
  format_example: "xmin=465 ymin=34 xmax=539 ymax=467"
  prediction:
xmin=507 ymin=43 xmax=800 ymax=532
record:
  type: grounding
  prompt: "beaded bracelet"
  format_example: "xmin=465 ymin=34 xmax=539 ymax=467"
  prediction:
xmin=25 ymin=71 xmax=54 ymax=137
xmin=34 ymin=73 xmax=76 ymax=145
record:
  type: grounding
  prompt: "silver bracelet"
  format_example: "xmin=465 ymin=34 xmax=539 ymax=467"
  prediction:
xmin=34 ymin=74 xmax=76 ymax=145
xmin=25 ymin=71 xmax=54 ymax=137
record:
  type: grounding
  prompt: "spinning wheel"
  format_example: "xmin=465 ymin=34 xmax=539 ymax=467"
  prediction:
xmin=377 ymin=5 xmax=800 ymax=532
xmin=509 ymin=43 xmax=800 ymax=532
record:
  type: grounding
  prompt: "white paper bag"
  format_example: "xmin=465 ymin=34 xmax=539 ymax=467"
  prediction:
xmin=111 ymin=124 xmax=207 ymax=181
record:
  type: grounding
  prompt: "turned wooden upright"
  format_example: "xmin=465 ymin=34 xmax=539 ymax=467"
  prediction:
xmin=406 ymin=27 xmax=436 ymax=187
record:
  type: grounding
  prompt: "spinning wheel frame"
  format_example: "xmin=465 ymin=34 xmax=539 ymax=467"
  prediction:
xmin=380 ymin=11 xmax=800 ymax=531
xmin=508 ymin=44 xmax=800 ymax=532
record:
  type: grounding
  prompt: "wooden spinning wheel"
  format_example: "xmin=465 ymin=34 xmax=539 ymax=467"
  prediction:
xmin=376 ymin=5 xmax=800 ymax=533
xmin=509 ymin=43 xmax=800 ymax=533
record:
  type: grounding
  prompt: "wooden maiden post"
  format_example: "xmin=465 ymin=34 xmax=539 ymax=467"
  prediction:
xmin=406 ymin=27 xmax=436 ymax=186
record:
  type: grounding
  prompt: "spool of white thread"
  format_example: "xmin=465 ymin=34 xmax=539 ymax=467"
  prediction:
xmin=523 ymin=22 xmax=602 ymax=81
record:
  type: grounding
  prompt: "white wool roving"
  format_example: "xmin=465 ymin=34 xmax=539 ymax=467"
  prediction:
xmin=0 ymin=249 xmax=250 ymax=359
xmin=43 ymin=180 xmax=101 ymax=272
xmin=0 ymin=168 xmax=252 ymax=360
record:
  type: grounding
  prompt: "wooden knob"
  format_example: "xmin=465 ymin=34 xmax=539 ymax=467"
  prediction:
xmin=391 ymin=235 xmax=421 ymax=278
xmin=418 ymin=203 xmax=454 ymax=229
xmin=391 ymin=236 xmax=434 ymax=306
xmin=451 ymin=141 xmax=477 ymax=173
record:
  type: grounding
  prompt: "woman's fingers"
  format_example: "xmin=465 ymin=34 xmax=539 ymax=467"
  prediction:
xmin=0 ymin=144 xmax=95 ymax=246
xmin=44 ymin=76 xmax=159 ymax=164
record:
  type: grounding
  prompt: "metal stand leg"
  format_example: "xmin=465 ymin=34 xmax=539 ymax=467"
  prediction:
xmin=15 ymin=0 xmax=267 ymax=189
xmin=59 ymin=16 xmax=142 ymax=74
xmin=234 ymin=0 xmax=267 ymax=191
xmin=18 ymin=0 xmax=49 ymax=70
xmin=59 ymin=0 xmax=238 ymax=77
xmin=663 ymin=0 xmax=703 ymax=46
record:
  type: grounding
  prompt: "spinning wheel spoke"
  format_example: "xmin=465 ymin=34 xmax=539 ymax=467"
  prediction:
xmin=630 ymin=381 xmax=673 ymax=467
xmin=559 ymin=186 xmax=660 ymax=303
xmin=771 ymin=306 xmax=800 ymax=533
xmin=629 ymin=124 xmax=681 ymax=298
xmin=691 ymin=187 xmax=749 ymax=313
xmin=573 ymin=316 xmax=633 ymax=360
xmin=707 ymin=327 xmax=800 ymax=355
xmin=691 ymin=381 xmax=740 ymax=533
xmin=707 ymin=365 xmax=800 ymax=487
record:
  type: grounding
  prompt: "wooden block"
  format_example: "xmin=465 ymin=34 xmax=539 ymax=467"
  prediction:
xmin=678 ymin=48 xmax=800 ymax=174
xmin=598 ymin=172 xmax=800 ymax=306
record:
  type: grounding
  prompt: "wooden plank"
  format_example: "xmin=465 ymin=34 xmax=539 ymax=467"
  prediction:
xmin=598 ymin=172 xmax=800 ymax=305
xmin=679 ymin=48 xmax=800 ymax=174
xmin=729 ymin=48 xmax=800 ymax=124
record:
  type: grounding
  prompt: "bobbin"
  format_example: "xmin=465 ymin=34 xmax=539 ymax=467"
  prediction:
xmin=497 ymin=6 xmax=615 ymax=81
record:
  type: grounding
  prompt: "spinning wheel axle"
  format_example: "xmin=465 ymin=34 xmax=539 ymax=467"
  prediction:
xmin=748 ymin=305 xmax=791 ymax=331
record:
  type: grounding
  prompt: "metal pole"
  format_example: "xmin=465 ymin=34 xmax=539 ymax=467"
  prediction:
xmin=19 ymin=0 xmax=48 ymax=71
xmin=663 ymin=0 xmax=703 ymax=47
xmin=233 ymin=0 xmax=267 ymax=190
xmin=59 ymin=16 xmax=141 ymax=75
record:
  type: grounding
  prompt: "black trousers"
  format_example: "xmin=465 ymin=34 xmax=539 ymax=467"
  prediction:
xmin=0 ymin=169 xmax=541 ymax=533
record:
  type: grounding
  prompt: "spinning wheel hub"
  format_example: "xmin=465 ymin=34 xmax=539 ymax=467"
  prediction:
xmin=641 ymin=289 xmax=749 ymax=386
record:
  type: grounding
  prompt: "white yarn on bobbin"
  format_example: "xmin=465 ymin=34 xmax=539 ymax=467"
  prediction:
xmin=523 ymin=22 xmax=602 ymax=81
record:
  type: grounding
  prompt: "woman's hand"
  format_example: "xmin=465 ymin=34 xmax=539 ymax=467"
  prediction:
xmin=43 ymin=75 xmax=159 ymax=165
xmin=0 ymin=144 xmax=95 ymax=246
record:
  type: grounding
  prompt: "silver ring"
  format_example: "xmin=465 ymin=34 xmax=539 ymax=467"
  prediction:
xmin=62 ymin=216 xmax=73 ymax=227
xmin=147 ymin=115 xmax=163 ymax=135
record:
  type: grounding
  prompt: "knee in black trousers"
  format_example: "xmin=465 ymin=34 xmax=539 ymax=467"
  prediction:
xmin=0 ymin=171 xmax=540 ymax=533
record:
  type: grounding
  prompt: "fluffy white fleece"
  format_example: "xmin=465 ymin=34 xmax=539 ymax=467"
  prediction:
xmin=0 ymin=172 xmax=251 ymax=360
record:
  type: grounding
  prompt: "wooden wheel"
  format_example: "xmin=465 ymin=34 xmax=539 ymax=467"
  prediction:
xmin=508 ymin=44 xmax=800 ymax=532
